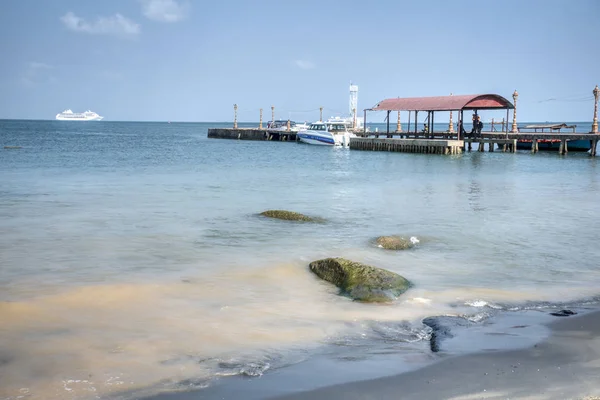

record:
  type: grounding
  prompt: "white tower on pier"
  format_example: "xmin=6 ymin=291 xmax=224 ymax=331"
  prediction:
xmin=349 ymin=83 xmax=358 ymax=116
xmin=349 ymin=83 xmax=358 ymax=128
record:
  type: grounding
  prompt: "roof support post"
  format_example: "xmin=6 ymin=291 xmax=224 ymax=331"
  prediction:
xmin=414 ymin=111 xmax=419 ymax=135
xmin=505 ymin=108 xmax=509 ymax=137
xmin=426 ymin=111 xmax=431 ymax=138
xmin=459 ymin=110 xmax=463 ymax=141
xmin=386 ymin=110 xmax=391 ymax=137
xmin=407 ymin=111 xmax=411 ymax=139
xmin=431 ymin=111 xmax=435 ymax=139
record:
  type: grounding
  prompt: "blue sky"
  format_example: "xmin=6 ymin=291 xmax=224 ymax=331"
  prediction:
xmin=0 ymin=0 xmax=598 ymax=122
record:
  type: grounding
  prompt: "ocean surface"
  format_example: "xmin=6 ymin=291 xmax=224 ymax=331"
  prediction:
xmin=1 ymin=120 xmax=600 ymax=400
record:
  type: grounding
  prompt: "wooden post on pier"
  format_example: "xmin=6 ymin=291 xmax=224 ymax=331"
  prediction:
xmin=320 ymin=107 xmax=323 ymax=122
xmin=511 ymin=90 xmax=518 ymax=132
xmin=271 ymin=106 xmax=275 ymax=126
xmin=233 ymin=104 xmax=238 ymax=129
xmin=449 ymin=93 xmax=454 ymax=134
xmin=531 ymin=138 xmax=539 ymax=154
xmin=396 ymin=111 xmax=402 ymax=133
xmin=592 ymin=85 xmax=599 ymax=133
xmin=259 ymin=108 xmax=263 ymax=129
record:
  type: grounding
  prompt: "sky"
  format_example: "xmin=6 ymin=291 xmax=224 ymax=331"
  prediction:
xmin=0 ymin=0 xmax=598 ymax=122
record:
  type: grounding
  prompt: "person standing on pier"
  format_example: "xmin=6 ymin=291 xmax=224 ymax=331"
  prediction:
xmin=471 ymin=113 xmax=478 ymax=138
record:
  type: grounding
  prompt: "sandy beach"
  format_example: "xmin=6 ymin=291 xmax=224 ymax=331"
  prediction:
xmin=271 ymin=310 xmax=600 ymax=400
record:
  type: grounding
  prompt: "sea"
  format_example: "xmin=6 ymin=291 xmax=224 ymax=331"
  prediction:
xmin=1 ymin=120 xmax=600 ymax=400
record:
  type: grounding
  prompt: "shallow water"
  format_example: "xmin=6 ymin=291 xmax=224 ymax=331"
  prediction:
xmin=1 ymin=120 xmax=600 ymax=399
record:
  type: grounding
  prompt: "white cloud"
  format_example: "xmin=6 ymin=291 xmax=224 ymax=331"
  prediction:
xmin=60 ymin=12 xmax=140 ymax=37
xmin=21 ymin=62 xmax=55 ymax=86
xmin=294 ymin=60 xmax=316 ymax=70
xmin=140 ymin=0 xmax=190 ymax=22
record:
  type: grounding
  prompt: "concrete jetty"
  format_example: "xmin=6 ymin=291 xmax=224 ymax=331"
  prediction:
xmin=350 ymin=138 xmax=463 ymax=155
xmin=207 ymin=128 xmax=297 ymax=142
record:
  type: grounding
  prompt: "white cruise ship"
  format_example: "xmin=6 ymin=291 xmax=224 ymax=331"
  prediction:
xmin=55 ymin=109 xmax=103 ymax=121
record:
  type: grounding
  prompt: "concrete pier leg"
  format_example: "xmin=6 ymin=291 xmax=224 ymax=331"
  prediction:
xmin=478 ymin=140 xmax=484 ymax=152
xmin=559 ymin=139 xmax=568 ymax=155
xmin=511 ymin=140 xmax=517 ymax=153
xmin=489 ymin=142 xmax=494 ymax=152
xmin=591 ymin=140 xmax=598 ymax=156
xmin=468 ymin=141 xmax=472 ymax=152
xmin=531 ymin=139 xmax=537 ymax=154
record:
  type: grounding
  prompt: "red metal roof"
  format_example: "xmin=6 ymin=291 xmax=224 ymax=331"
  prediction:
xmin=370 ymin=94 xmax=514 ymax=112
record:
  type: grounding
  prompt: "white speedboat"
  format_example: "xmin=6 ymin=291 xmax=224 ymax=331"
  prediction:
xmin=56 ymin=109 xmax=103 ymax=121
xmin=297 ymin=121 xmax=356 ymax=146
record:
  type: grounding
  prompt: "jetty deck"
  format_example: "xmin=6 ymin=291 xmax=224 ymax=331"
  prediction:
xmin=208 ymin=128 xmax=297 ymax=142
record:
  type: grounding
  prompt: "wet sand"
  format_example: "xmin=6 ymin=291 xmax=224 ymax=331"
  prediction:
xmin=273 ymin=310 xmax=600 ymax=400
xmin=146 ymin=310 xmax=600 ymax=400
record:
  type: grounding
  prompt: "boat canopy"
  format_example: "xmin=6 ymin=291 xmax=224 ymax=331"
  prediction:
xmin=521 ymin=123 xmax=576 ymax=129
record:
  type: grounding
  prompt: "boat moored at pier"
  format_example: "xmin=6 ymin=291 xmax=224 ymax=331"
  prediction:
xmin=512 ymin=124 xmax=591 ymax=152
xmin=297 ymin=121 xmax=357 ymax=146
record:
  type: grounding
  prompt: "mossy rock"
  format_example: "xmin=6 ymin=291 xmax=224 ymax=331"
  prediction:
xmin=260 ymin=210 xmax=318 ymax=222
xmin=375 ymin=235 xmax=416 ymax=250
xmin=309 ymin=257 xmax=411 ymax=302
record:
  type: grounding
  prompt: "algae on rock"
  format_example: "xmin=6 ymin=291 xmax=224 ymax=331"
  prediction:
xmin=375 ymin=235 xmax=416 ymax=250
xmin=259 ymin=210 xmax=318 ymax=222
xmin=309 ymin=257 xmax=411 ymax=302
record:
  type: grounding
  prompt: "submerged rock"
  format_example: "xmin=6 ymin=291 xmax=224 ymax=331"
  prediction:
xmin=422 ymin=316 xmax=474 ymax=353
xmin=309 ymin=257 xmax=411 ymax=302
xmin=259 ymin=210 xmax=318 ymax=222
xmin=375 ymin=235 xmax=418 ymax=250
xmin=550 ymin=309 xmax=577 ymax=317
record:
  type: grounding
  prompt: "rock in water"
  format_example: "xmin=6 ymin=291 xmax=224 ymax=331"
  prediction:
xmin=550 ymin=309 xmax=577 ymax=317
xmin=309 ymin=257 xmax=411 ymax=302
xmin=375 ymin=236 xmax=415 ymax=250
xmin=259 ymin=210 xmax=317 ymax=222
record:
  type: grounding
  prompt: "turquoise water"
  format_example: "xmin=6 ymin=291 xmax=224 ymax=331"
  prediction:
xmin=1 ymin=120 xmax=600 ymax=399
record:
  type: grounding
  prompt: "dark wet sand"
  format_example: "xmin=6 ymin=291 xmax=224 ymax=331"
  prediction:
xmin=145 ymin=310 xmax=600 ymax=400
xmin=272 ymin=310 xmax=600 ymax=400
